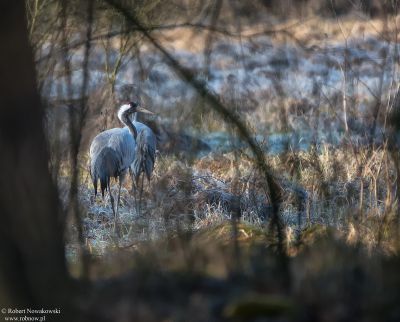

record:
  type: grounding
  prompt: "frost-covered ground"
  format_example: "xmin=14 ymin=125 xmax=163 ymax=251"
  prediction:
xmin=43 ymin=34 xmax=399 ymax=100
xmin=42 ymin=28 xmax=400 ymax=150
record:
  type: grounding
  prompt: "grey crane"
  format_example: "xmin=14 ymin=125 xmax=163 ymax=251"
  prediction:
xmin=129 ymin=112 xmax=157 ymax=214
xmin=89 ymin=101 xmax=154 ymax=234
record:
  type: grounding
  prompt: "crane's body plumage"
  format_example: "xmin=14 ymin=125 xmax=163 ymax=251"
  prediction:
xmin=90 ymin=126 xmax=136 ymax=197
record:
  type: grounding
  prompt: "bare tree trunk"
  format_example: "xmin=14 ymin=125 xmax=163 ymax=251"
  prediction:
xmin=0 ymin=1 xmax=75 ymax=314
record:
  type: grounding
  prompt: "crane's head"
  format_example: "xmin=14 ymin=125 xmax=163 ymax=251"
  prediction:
xmin=118 ymin=101 xmax=154 ymax=123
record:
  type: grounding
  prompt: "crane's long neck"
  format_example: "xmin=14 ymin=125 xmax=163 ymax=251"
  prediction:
xmin=123 ymin=117 xmax=137 ymax=139
xmin=118 ymin=105 xmax=138 ymax=139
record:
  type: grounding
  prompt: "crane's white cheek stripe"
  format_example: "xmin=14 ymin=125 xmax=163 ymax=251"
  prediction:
xmin=117 ymin=104 xmax=131 ymax=122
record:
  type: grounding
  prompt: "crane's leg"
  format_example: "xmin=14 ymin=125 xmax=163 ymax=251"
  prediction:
xmin=107 ymin=179 xmax=118 ymax=237
xmin=128 ymin=170 xmax=145 ymax=237
xmin=116 ymin=174 xmax=123 ymax=216
xmin=129 ymin=167 xmax=135 ymax=194
xmin=138 ymin=172 xmax=145 ymax=215
xmin=115 ymin=175 xmax=123 ymax=237
xmin=130 ymin=168 xmax=141 ymax=217
xmin=128 ymin=173 xmax=144 ymax=238
xmin=129 ymin=168 xmax=138 ymax=209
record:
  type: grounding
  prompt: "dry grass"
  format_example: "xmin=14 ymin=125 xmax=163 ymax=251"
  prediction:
xmin=64 ymin=138 xmax=400 ymax=277
xmin=152 ymin=13 xmax=400 ymax=54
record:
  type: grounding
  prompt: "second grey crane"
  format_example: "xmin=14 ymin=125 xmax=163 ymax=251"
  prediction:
xmin=129 ymin=112 xmax=157 ymax=214
xmin=130 ymin=113 xmax=156 ymax=183
xmin=89 ymin=101 xmax=153 ymax=234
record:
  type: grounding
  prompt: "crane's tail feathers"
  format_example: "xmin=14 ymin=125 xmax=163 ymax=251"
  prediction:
xmin=90 ymin=147 xmax=120 ymax=198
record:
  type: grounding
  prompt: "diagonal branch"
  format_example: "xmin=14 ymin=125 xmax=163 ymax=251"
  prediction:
xmin=103 ymin=0 xmax=286 ymax=252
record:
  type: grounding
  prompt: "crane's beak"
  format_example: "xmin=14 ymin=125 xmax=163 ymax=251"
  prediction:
xmin=137 ymin=106 xmax=155 ymax=115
